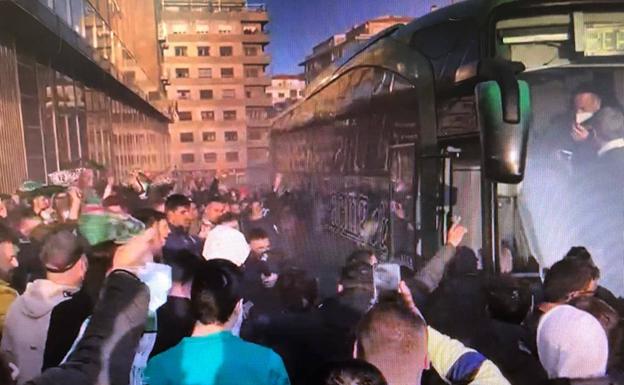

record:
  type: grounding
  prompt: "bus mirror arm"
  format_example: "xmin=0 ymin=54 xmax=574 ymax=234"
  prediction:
xmin=477 ymin=59 xmax=526 ymax=124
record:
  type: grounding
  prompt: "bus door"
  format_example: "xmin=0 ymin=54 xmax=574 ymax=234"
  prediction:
xmin=389 ymin=143 xmax=416 ymax=269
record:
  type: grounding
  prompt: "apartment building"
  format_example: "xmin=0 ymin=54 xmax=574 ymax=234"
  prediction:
xmin=0 ymin=0 xmax=171 ymax=191
xmin=160 ymin=0 xmax=271 ymax=186
xmin=267 ymin=74 xmax=305 ymax=111
xmin=300 ymin=15 xmax=413 ymax=84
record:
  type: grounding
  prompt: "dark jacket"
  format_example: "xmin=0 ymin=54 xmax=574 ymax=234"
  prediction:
xmin=163 ymin=225 xmax=203 ymax=257
xmin=150 ymin=296 xmax=194 ymax=358
xmin=26 ymin=270 xmax=149 ymax=385
xmin=42 ymin=290 xmax=94 ymax=370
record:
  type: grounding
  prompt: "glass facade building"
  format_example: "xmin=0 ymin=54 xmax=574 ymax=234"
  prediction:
xmin=0 ymin=0 xmax=171 ymax=192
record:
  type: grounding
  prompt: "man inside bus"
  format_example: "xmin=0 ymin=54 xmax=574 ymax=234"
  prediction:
xmin=540 ymin=85 xmax=604 ymax=169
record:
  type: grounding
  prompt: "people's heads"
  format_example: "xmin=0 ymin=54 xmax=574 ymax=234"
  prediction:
xmin=40 ymin=229 xmax=88 ymax=287
xmin=276 ymin=267 xmax=318 ymax=312
xmin=347 ymin=249 xmax=378 ymax=266
xmin=250 ymin=199 xmax=263 ymax=217
xmin=31 ymin=194 xmax=51 ymax=214
xmin=9 ymin=207 xmax=42 ymax=238
xmin=0 ymin=195 xmax=12 ymax=219
xmin=574 ymin=84 xmax=602 ymax=123
xmin=78 ymin=168 xmax=95 ymax=189
xmin=569 ymin=296 xmax=619 ymax=336
xmin=537 ymin=304 xmax=608 ymax=379
xmin=317 ymin=359 xmax=388 ymax=385
xmin=203 ymin=198 xmax=226 ymax=224
xmin=0 ymin=225 xmax=19 ymax=282
xmin=132 ymin=209 xmax=170 ymax=257
xmin=485 ymin=276 xmax=531 ymax=324
xmin=102 ymin=195 xmax=128 ymax=214
xmin=165 ymin=194 xmax=193 ymax=229
xmin=191 ymin=259 xmax=243 ymax=326
xmin=203 ymin=225 xmax=250 ymax=266
xmin=229 ymin=202 xmax=241 ymax=215
xmin=339 ymin=262 xmax=374 ymax=293
xmin=448 ymin=246 xmax=478 ymax=277
xmin=543 ymin=258 xmax=599 ymax=303
xmin=216 ymin=212 xmax=240 ymax=230
xmin=563 ymin=246 xmax=600 ymax=290
xmin=583 ymin=106 xmax=624 ymax=147
xmin=356 ymin=293 xmax=428 ymax=385
xmin=189 ymin=201 xmax=199 ymax=222
xmin=163 ymin=250 xmax=200 ymax=298
xmin=247 ymin=228 xmax=270 ymax=257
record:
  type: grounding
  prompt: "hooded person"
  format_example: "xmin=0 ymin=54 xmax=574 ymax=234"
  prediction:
xmin=536 ymin=304 xmax=609 ymax=380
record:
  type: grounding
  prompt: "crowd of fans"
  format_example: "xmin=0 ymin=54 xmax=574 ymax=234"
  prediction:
xmin=0 ymin=168 xmax=621 ymax=385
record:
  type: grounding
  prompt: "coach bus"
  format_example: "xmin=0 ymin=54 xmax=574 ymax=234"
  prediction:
xmin=271 ymin=0 xmax=624 ymax=296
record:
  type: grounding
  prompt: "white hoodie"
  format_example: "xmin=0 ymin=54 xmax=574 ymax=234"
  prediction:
xmin=0 ymin=279 xmax=79 ymax=385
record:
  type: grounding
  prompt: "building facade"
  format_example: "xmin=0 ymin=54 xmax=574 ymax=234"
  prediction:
xmin=300 ymin=15 xmax=413 ymax=84
xmin=267 ymin=74 xmax=305 ymax=112
xmin=0 ymin=0 xmax=171 ymax=192
xmin=160 ymin=0 xmax=271 ymax=186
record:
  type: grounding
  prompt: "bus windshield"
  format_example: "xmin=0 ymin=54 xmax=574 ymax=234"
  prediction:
xmin=514 ymin=66 xmax=624 ymax=297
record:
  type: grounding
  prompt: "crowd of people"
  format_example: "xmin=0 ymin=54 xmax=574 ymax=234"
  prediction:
xmin=0 ymin=166 xmax=620 ymax=385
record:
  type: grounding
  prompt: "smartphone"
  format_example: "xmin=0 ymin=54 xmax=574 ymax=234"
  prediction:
xmin=373 ymin=263 xmax=401 ymax=298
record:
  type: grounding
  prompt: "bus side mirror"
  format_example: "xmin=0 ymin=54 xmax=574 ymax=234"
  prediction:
xmin=476 ymin=80 xmax=531 ymax=184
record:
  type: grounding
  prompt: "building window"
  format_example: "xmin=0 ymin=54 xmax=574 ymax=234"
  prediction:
xmin=174 ymin=46 xmax=188 ymax=56
xmin=176 ymin=89 xmax=191 ymax=100
xmin=201 ymin=111 xmax=215 ymax=121
xmin=225 ymin=152 xmax=239 ymax=162
xmin=299 ymin=90 xmax=304 ymax=96
xmin=224 ymin=131 xmax=238 ymax=142
xmin=219 ymin=46 xmax=233 ymax=57
xmin=244 ymin=46 xmax=259 ymax=56
xmin=172 ymin=24 xmax=188 ymax=34
xmin=222 ymin=89 xmax=236 ymax=99
xmin=198 ymin=68 xmax=212 ymax=78
xmin=248 ymin=130 xmax=262 ymax=140
xmin=175 ymin=68 xmax=189 ymax=78
xmin=245 ymin=67 xmax=260 ymax=78
xmin=197 ymin=46 xmax=210 ymax=56
xmin=223 ymin=110 xmax=237 ymax=120
xmin=246 ymin=108 xmax=268 ymax=120
xmin=196 ymin=24 xmax=209 ymax=34
xmin=178 ymin=111 xmax=192 ymax=121
xmin=221 ymin=68 xmax=234 ymax=78
xmin=290 ymin=90 xmax=297 ymax=98
xmin=243 ymin=25 xmax=259 ymax=34
xmin=181 ymin=153 xmax=195 ymax=163
xmin=202 ymin=132 xmax=216 ymax=142
xmin=278 ymin=92 xmax=285 ymax=98
xmin=218 ymin=25 xmax=232 ymax=34
xmin=179 ymin=132 xmax=194 ymax=143
xmin=200 ymin=89 xmax=214 ymax=100
xmin=204 ymin=153 xmax=217 ymax=163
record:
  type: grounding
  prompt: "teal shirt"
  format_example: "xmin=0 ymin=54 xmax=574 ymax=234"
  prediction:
xmin=144 ymin=331 xmax=290 ymax=385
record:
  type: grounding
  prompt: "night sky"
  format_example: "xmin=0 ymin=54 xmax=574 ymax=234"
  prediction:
xmin=264 ymin=0 xmax=454 ymax=75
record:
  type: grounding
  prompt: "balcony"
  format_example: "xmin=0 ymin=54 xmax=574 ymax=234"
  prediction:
xmin=168 ymin=77 xmax=246 ymax=86
xmin=242 ymin=54 xmax=271 ymax=66
xmin=245 ymin=96 xmax=272 ymax=107
xmin=164 ymin=54 xmax=270 ymax=66
xmin=166 ymin=32 xmax=269 ymax=45
xmin=244 ymin=77 xmax=271 ymax=87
